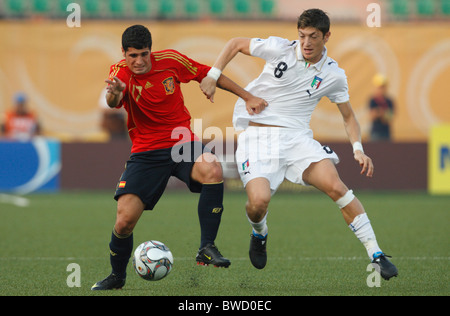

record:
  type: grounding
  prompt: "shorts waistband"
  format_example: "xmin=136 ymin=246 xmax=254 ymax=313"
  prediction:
xmin=248 ymin=121 xmax=285 ymax=128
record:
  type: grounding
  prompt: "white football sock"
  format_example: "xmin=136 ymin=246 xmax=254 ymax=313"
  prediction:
xmin=247 ymin=212 xmax=268 ymax=238
xmin=349 ymin=213 xmax=382 ymax=259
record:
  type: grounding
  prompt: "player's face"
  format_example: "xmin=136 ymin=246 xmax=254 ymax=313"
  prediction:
xmin=298 ymin=27 xmax=330 ymax=64
xmin=123 ymin=47 xmax=152 ymax=74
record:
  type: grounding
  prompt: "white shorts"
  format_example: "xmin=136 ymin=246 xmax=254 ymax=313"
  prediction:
xmin=235 ymin=127 xmax=340 ymax=191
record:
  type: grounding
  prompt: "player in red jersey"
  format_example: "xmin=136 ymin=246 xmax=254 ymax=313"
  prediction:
xmin=92 ymin=25 xmax=267 ymax=290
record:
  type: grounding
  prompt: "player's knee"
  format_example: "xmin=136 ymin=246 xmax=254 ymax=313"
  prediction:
xmin=193 ymin=158 xmax=223 ymax=184
xmin=246 ymin=195 xmax=270 ymax=220
xmin=114 ymin=209 xmax=138 ymax=234
xmin=115 ymin=196 xmax=143 ymax=235
xmin=207 ymin=161 xmax=223 ymax=182
xmin=114 ymin=219 xmax=134 ymax=236
xmin=325 ymin=181 xmax=349 ymax=202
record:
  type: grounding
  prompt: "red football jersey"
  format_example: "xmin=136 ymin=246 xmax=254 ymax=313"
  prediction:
xmin=108 ymin=49 xmax=211 ymax=153
xmin=3 ymin=110 xmax=39 ymax=140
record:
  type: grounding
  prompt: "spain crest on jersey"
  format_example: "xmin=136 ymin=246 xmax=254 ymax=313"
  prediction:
xmin=311 ymin=76 xmax=323 ymax=90
xmin=162 ymin=77 xmax=175 ymax=95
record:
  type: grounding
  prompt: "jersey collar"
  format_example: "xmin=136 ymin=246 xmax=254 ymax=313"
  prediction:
xmin=295 ymin=42 xmax=328 ymax=71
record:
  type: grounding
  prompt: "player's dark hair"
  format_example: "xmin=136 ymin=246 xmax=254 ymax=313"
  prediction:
xmin=297 ymin=9 xmax=330 ymax=36
xmin=122 ymin=25 xmax=152 ymax=52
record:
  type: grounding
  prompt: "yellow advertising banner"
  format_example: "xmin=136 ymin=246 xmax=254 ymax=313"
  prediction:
xmin=428 ymin=125 xmax=450 ymax=194
xmin=0 ymin=20 xmax=449 ymax=141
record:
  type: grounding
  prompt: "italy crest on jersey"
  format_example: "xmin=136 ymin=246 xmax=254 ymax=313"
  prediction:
xmin=311 ymin=76 xmax=323 ymax=90
xmin=162 ymin=77 xmax=175 ymax=95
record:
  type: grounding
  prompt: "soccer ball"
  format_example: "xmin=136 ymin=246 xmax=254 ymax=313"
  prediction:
xmin=132 ymin=240 xmax=174 ymax=281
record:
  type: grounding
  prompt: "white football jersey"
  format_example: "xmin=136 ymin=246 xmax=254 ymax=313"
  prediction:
xmin=233 ymin=36 xmax=349 ymax=131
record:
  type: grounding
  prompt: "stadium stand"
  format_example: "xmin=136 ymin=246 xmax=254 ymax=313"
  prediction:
xmin=210 ymin=0 xmax=225 ymax=15
xmin=7 ymin=0 xmax=24 ymax=13
xmin=109 ymin=0 xmax=124 ymax=15
xmin=1 ymin=0 xmax=276 ymax=19
xmin=134 ymin=0 xmax=150 ymax=16
xmin=2 ymin=0 xmax=450 ymax=20
xmin=33 ymin=0 xmax=48 ymax=13
xmin=390 ymin=0 xmax=409 ymax=17
xmin=85 ymin=0 xmax=100 ymax=16
xmin=234 ymin=0 xmax=250 ymax=14
xmin=443 ymin=0 xmax=450 ymax=15
xmin=417 ymin=0 xmax=435 ymax=16
xmin=260 ymin=0 xmax=275 ymax=15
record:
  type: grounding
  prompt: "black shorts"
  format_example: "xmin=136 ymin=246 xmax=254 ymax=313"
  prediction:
xmin=114 ymin=141 xmax=211 ymax=210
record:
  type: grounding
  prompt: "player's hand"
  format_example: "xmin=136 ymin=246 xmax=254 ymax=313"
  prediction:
xmin=200 ymin=76 xmax=217 ymax=103
xmin=246 ymin=96 xmax=268 ymax=115
xmin=105 ymin=76 xmax=126 ymax=96
xmin=354 ymin=151 xmax=374 ymax=177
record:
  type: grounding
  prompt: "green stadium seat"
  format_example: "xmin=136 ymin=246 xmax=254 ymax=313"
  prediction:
xmin=390 ymin=0 xmax=409 ymax=16
xmin=259 ymin=0 xmax=274 ymax=14
xmin=210 ymin=0 xmax=225 ymax=14
xmin=109 ymin=0 xmax=124 ymax=14
xmin=234 ymin=0 xmax=250 ymax=14
xmin=33 ymin=0 xmax=48 ymax=13
xmin=57 ymin=0 xmax=73 ymax=16
xmin=85 ymin=0 xmax=100 ymax=15
xmin=184 ymin=0 xmax=200 ymax=15
xmin=134 ymin=0 xmax=150 ymax=15
xmin=58 ymin=0 xmax=72 ymax=11
xmin=159 ymin=0 xmax=175 ymax=16
xmin=417 ymin=0 xmax=434 ymax=16
xmin=442 ymin=0 xmax=450 ymax=15
xmin=7 ymin=0 xmax=24 ymax=13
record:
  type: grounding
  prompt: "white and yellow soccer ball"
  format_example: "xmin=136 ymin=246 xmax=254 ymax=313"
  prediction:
xmin=132 ymin=240 xmax=173 ymax=281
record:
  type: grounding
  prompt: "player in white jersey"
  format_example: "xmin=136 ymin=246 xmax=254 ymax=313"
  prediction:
xmin=201 ymin=9 xmax=398 ymax=280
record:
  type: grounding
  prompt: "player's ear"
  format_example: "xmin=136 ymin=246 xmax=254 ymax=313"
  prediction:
xmin=324 ymin=31 xmax=331 ymax=43
xmin=122 ymin=47 xmax=126 ymax=58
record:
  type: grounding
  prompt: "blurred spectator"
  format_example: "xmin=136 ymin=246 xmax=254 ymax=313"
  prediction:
xmin=98 ymin=88 xmax=128 ymax=141
xmin=368 ymin=74 xmax=395 ymax=141
xmin=1 ymin=92 xmax=41 ymax=140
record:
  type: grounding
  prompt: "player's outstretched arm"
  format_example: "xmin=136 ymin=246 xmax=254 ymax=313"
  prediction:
xmin=216 ymin=74 xmax=268 ymax=115
xmin=105 ymin=76 xmax=126 ymax=108
xmin=200 ymin=38 xmax=252 ymax=103
xmin=337 ymin=101 xmax=374 ymax=177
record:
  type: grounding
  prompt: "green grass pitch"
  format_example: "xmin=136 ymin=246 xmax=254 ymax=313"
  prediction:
xmin=0 ymin=190 xmax=449 ymax=296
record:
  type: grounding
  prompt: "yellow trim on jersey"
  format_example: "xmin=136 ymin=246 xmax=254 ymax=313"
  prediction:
xmin=109 ymin=60 xmax=126 ymax=79
xmin=153 ymin=51 xmax=198 ymax=75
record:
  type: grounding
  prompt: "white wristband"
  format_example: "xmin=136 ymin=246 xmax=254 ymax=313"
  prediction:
xmin=207 ymin=67 xmax=222 ymax=81
xmin=352 ymin=141 xmax=364 ymax=154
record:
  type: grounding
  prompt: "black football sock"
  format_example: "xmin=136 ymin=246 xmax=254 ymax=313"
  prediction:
xmin=197 ymin=182 xmax=224 ymax=249
xmin=109 ymin=228 xmax=133 ymax=279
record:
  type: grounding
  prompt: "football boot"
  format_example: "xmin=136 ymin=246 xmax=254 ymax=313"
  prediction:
xmin=249 ymin=233 xmax=268 ymax=269
xmin=371 ymin=252 xmax=398 ymax=280
xmin=91 ymin=273 xmax=125 ymax=290
xmin=196 ymin=244 xmax=231 ymax=268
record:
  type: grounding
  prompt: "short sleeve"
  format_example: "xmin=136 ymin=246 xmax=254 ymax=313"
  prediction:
xmin=107 ymin=61 xmax=129 ymax=108
xmin=249 ymin=36 xmax=293 ymax=63
xmin=327 ymin=73 xmax=350 ymax=104
xmin=163 ymin=49 xmax=210 ymax=84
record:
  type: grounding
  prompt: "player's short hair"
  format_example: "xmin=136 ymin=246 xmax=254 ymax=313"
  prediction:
xmin=297 ymin=9 xmax=330 ymax=36
xmin=122 ymin=25 xmax=152 ymax=52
